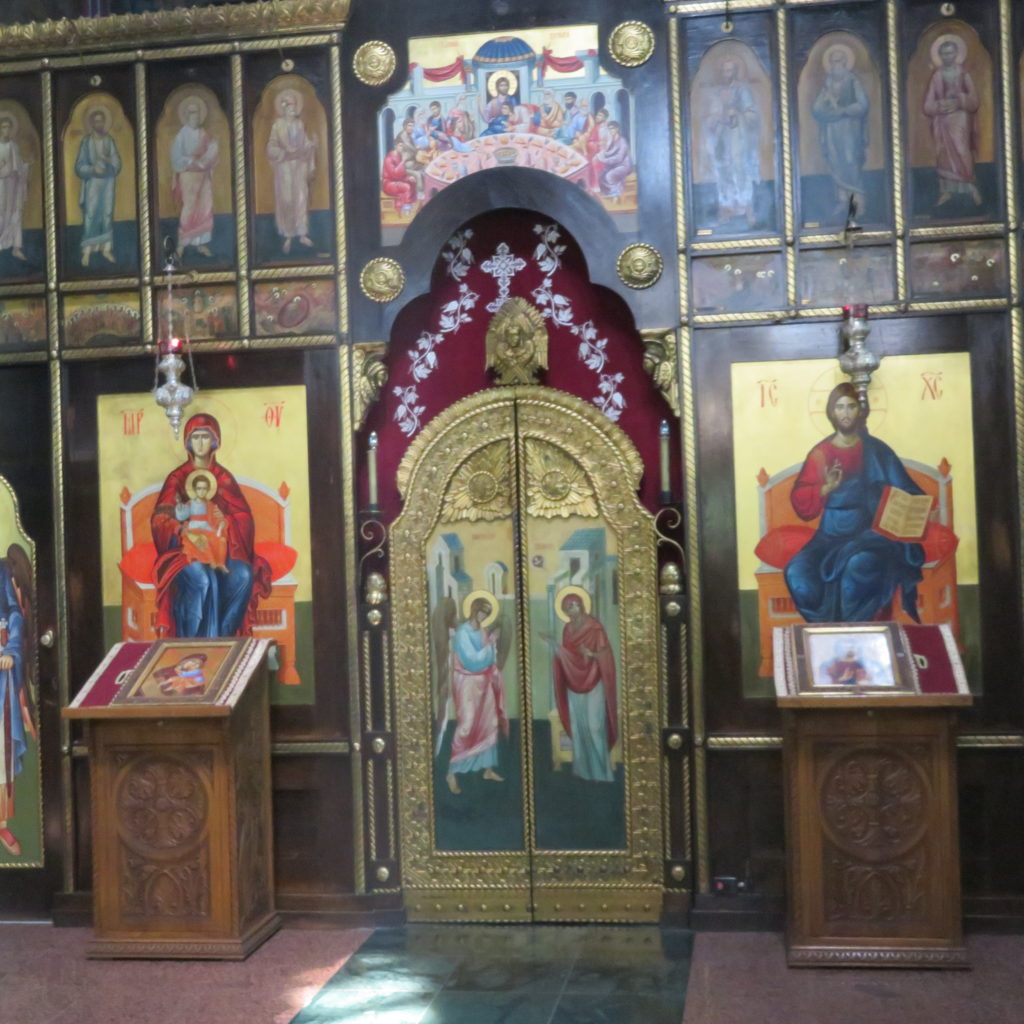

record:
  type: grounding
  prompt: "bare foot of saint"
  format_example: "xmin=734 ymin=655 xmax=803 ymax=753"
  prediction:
xmin=446 ymin=772 xmax=461 ymax=794
xmin=12 ymin=247 xmax=26 ymax=261
xmin=283 ymin=237 xmax=292 ymax=254
xmin=299 ymin=235 xmax=314 ymax=247
xmin=482 ymin=768 xmax=505 ymax=782
xmin=197 ymin=245 xmax=213 ymax=257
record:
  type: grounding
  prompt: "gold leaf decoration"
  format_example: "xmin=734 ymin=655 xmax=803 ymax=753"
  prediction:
xmin=0 ymin=0 xmax=351 ymax=59
xmin=441 ymin=440 xmax=513 ymax=523
xmin=485 ymin=297 xmax=548 ymax=385
xmin=524 ymin=437 xmax=598 ymax=519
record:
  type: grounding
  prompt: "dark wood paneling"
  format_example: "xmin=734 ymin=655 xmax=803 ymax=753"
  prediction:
xmin=63 ymin=349 xmax=349 ymax=742
xmin=694 ymin=312 xmax=1021 ymax=736
xmin=342 ymin=0 xmax=676 ymax=340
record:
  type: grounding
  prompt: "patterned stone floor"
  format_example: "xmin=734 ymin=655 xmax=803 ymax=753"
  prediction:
xmin=4 ymin=920 xmax=1024 ymax=1024
xmin=290 ymin=925 xmax=694 ymax=1024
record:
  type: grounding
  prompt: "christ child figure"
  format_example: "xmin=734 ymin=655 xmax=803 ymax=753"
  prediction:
xmin=156 ymin=652 xmax=209 ymax=696
xmin=176 ymin=469 xmax=228 ymax=570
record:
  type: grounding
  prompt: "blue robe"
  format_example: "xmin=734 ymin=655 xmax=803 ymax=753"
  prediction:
xmin=784 ymin=432 xmax=925 ymax=623
xmin=75 ymin=132 xmax=121 ymax=251
xmin=0 ymin=565 xmax=26 ymax=804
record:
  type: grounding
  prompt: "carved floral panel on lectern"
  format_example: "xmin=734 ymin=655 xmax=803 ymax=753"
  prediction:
xmin=115 ymin=750 xmax=214 ymax=919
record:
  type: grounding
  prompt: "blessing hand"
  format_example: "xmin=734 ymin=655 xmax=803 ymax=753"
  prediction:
xmin=822 ymin=459 xmax=843 ymax=496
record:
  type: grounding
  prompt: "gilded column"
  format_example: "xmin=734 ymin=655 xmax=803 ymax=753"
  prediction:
xmin=331 ymin=41 xmax=365 ymax=893
xmin=231 ymin=53 xmax=251 ymax=338
xmin=887 ymin=0 xmax=906 ymax=304
xmin=777 ymin=6 xmax=796 ymax=311
xmin=134 ymin=60 xmax=155 ymax=345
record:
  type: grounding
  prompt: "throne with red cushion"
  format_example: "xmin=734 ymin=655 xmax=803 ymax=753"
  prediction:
xmin=753 ymin=457 xmax=960 ymax=676
xmin=118 ymin=478 xmax=301 ymax=685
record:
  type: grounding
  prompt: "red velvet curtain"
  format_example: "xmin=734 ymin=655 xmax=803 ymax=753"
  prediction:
xmin=410 ymin=57 xmax=467 ymax=84
xmin=539 ymin=48 xmax=591 ymax=76
xmin=362 ymin=212 xmax=677 ymax=520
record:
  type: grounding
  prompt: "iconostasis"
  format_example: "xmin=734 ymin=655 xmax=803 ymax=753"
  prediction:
xmin=0 ymin=0 xmax=1019 ymax=930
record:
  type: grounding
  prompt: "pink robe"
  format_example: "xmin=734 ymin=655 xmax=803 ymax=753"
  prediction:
xmin=171 ymin=125 xmax=217 ymax=248
xmin=923 ymin=65 xmax=980 ymax=185
xmin=449 ymin=623 xmax=507 ymax=767
xmin=266 ymin=116 xmax=316 ymax=238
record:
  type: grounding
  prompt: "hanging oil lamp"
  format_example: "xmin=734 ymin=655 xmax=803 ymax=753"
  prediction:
xmin=152 ymin=253 xmax=197 ymax=439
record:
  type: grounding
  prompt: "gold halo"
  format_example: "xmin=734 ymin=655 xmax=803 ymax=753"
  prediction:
xmin=555 ymin=585 xmax=592 ymax=622
xmin=84 ymin=103 xmax=112 ymax=131
xmin=462 ymin=589 xmax=499 ymax=628
xmin=487 ymin=70 xmax=519 ymax=98
xmin=931 ymin=32 xmax=967 ymax=68
xmin=177 ymin=94 xmax=209 ymax=126
xmin=184 ymin=468 xmax=218 ymax=500
xmin=821 ymin=43 xmax=856 ymax=73
xmin=275 ymin=87 xmax=304 ymax=117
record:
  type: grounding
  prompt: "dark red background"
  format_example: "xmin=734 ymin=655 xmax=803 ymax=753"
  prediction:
xmin=361 ymin=210 xmax=678 ymax=521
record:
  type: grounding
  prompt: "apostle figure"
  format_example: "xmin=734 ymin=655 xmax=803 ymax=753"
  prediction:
xmin=0 ymin=114 xmax=29 ymax=262
xmin=171 ymin=96 xmax=218 ymax=259
xmin=547 ymin=589 xmax=618 ymax=783
xmin=444 ymin=94 xmax=476 ymax=144
xmin=393 ymin=117 xmax=425 ymax=199
xmin=75 ymin=105 xmax=121 ymax=267
xmin=444 ymin=595 xmax=508 ymax=795
xmin=266 ymin=88 xmax=317 ymax=255
xmin=0 ymin=544 xmax=35 ymax=857
xmin=784 ymin=383 xmax=926 ymax=624
xmin=923 ymin=33 xmax=982 ymax=207
xmin=811 ymin=45 xmax=869 ymax=219
xmin=535 ymin=89 xmax=564 ymax=136
xmin=151 ymin=413 xmax=271 ymax=638
xmin=702 ymin=57 xmax=760 ymax=226
xmin=381 ymin=138 xmax=418 ymax=216
xmin=597 ymin=120 xmax=633 ymax=200
xmin=556 ymin=92 xmax=583 ymax=144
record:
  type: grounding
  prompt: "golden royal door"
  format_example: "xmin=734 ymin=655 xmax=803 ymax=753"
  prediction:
xmin=390 ymin=385 xmax=663 ymax=923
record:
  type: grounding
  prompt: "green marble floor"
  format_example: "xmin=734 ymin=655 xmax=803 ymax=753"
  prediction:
xmin=290 ymin=924 xmax=694 ymax=1024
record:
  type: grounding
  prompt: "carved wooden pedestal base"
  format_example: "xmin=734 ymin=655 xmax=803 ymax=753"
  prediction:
xmin=74 ymin=649 xmax=279 ymax=960
xmin=783 ymin=708 xmax=968 ymax=969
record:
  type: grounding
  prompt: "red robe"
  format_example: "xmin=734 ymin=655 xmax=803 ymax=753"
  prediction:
xmin=553 ymin=612 xmax=618 ymax=749
xmin=381 ymin=149 xmax=417 ymax=206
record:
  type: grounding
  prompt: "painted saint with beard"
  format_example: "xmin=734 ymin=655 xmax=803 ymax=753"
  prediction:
xmin=811 ymin=45 xmax=869 ymax=219
xmin=784 ymin=383 xmax=927 ymax=623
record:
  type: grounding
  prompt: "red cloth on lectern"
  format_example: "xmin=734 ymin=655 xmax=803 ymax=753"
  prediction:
xmin=903 ymin=624 xmax=962 ymax=695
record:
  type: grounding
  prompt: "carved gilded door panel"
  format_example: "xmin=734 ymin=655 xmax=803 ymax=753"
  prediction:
xmin=391 ymin=387 xmax=663 ymax=923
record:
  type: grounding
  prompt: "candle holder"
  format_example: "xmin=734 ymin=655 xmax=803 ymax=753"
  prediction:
xmin=366 ymin=430 xmax=381 ymax=512
xmin=658 ymin=419 xmax=672 ymax=506
xmin=839 ymin=303 xmax=879 ymax=409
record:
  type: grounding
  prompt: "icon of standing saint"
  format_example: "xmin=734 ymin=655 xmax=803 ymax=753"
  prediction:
xmin=171 ymin=95 xmax=219 ymax=260
xmin=74 ymin=103 xmax=121 ymax=268
xmin=266 ymin=88 xmax=317 ymax=256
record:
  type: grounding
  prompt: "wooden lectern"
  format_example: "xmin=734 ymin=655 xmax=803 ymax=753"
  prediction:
xmin=65 ymin=637 xmax=279 ymax=959
xmin=774 ymin=622 xmax=971 ymax=968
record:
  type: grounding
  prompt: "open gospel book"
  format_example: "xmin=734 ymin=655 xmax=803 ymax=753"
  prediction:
xmin=872 ymin=486 xmax=934 ymax=542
